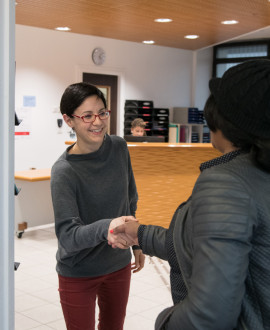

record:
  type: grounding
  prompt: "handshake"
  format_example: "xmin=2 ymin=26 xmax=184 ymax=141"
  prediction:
xmin=108 ymin=216 xmax=140 ymax=249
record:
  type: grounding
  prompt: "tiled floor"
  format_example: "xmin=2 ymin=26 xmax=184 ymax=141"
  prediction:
xmin=14 ymin=225 xmax=172 ymax=330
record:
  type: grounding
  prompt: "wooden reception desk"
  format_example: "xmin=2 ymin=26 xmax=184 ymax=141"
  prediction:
xmin=66 ymin=141 xmax=221 ymax=228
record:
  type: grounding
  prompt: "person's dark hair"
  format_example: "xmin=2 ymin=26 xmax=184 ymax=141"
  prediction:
xmin=251 ymin=140 xmax=270 ymax=173
xmin=60 ymin=82 xmax=107 ymax=116
xmin=204 ymin=95 xmax=253 ymax=150
xmin=204 ymin=94 xmax=270 ymax=172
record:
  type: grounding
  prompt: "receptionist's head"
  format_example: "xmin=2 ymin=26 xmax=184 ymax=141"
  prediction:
xmin=131 ymin=118 xmax=146 ymax=136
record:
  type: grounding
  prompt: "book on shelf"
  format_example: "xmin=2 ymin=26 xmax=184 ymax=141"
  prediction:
xmin=179 ymin=125 xmax=190 ymax=143
xmin=169 ymin=123 xmax=191 ymax=143
xmin=169 ymin=124 xmax=179 ymax=143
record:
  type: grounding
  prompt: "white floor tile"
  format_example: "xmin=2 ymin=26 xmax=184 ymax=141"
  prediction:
xmin=129 ymin=277 xmax=157 ymax=296
xmin=15 ymin=270 xmax=36 ymax=284
xmin=30 ymin=325 xmax=54 ymax=330
xmin=21 ymin=304 xmax=63 ymax=324
xmin=124 ymin=314 xmax=155 ymax=330
xmin=15 ymin=288 xmax=26 ymax=298
xmin=38 ymin=273 xmax=58 ymax=286
xmin=15 ymin=313 xmax=40 ymax=330
xmin=137 ymin=286 xmax=172 ymax=305
xmin=135 ymin=273 xmax=167 ymax=287
xmin=46 ymin=318 xmax=66 ymax=330
xmin=15 ymin=294 xmax=48 ymax=312
xmin=138 ymin=304 xmax=169 ymax=321
xmin=16 ymin=278 xmax=54 ymax=294
xmin=15 ymin=243 xmax=40 ymax=257
xmin=126 ymin=295 xmax=161 ymax=314
xmin=20 ymin=264 xmax=56 ymax=278
xmin=31 ymin=288 xmax=60 ymax=305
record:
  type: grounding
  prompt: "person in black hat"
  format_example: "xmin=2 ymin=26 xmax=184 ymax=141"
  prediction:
xmin=108 ymin=59 xmax=270 ymax=329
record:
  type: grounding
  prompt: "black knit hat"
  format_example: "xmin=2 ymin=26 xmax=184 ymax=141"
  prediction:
xmin=209 ymin=59 xmax=270 ymax=138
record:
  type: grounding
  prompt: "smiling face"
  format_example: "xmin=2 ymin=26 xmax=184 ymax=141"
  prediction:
xmin=63 ymin=95 xmax=109 ymax=153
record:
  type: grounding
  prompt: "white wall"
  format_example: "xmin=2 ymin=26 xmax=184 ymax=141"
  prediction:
xmin=15 ymin=25 xmax=212 ymax=171
xmin=194 ymin=47 xmax=213 ymax=110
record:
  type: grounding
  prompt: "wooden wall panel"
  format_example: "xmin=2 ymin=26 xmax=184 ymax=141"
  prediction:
xmin=128 ymin=144 xmax=221 ymax=228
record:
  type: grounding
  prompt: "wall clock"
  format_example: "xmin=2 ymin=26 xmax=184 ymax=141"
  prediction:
xmin=92 ymin=47 xmax=106 ymax=65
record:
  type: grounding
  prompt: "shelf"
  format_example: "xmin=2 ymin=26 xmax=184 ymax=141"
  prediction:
xmin=124 ymin=100 xmax=169 ymax=142
xmin=169 ymin=123 xmax=210 ymax=143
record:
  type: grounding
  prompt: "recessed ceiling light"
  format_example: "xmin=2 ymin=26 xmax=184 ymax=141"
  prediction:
xmin=143 ymin=40 xmax=155 ymax=44
xmin=184 ymin=35 xmax=199 ymax=39
xmin=55 ymin=27 xmax=71 ymax=32
xmin=221 ymin=20 xmax=239 ymax=25
xmin=154 ymin=18 xmax=173 ymax=23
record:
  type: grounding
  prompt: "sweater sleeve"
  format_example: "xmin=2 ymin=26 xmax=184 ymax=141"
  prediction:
xmin=51 ymin=160 xmax=111 ymax=254
xmin=156 ymin=169 xmax=256 ymax=330
xmin=127 ymin=148 xmax=138 ymax=217
xmin=138 ymin=225 xmax=168 ymax=261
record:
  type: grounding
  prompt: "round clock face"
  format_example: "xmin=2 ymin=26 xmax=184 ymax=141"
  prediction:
xmin=92 ymin=47 xmax=106 ymax=65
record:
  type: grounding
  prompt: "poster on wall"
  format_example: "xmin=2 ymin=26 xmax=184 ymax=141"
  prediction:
xmin=15 ymin=107 xmax=32 ymax=139
xmin=15 ymin=96 xmax=36 ymax=139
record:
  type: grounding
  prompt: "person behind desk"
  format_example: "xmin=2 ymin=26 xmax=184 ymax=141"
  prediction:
xmin=131 ymin=118 xmax=146 ymax=136
xmin=109 ymin=60 xmax=270 ymax=330
xmin=50 ymin=82 xmax=145 ymax=330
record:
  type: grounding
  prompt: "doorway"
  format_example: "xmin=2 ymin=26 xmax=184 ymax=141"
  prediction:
xmin=83 ymin=73 xmax=118 ymax=135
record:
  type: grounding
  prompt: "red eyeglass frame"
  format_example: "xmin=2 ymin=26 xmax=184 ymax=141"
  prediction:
xmin=71 ymin=110 xmax=111 ymax=123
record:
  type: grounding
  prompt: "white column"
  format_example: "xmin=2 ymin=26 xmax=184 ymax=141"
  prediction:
xmin=190 ymin=50 xmax=197 ymax=108
xmin=0 ymin=0 xmax=15 ymax=329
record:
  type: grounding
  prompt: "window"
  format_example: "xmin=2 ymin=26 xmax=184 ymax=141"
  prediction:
xmin=213 ymin=39 xmax=270 ymax=77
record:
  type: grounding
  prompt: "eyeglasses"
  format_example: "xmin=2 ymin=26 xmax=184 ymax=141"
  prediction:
xmin=72 ymin=110 xmax=111 ymax=123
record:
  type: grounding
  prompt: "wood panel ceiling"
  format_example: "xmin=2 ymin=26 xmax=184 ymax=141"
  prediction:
xmin=15 ymin=0 xmax=270 ymax=50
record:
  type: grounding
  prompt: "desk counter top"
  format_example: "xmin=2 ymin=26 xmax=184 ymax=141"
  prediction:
xmin=127 ymin=142 xmax=213 ymax=148
xmin=65 ymin=141 xmax=214 ymax=148
xmin=15 ymin=168 xmax=51 ymax=182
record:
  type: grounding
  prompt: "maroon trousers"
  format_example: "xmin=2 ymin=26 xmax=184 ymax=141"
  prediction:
xmin=58 ymin=263 xmax=131 ymax=330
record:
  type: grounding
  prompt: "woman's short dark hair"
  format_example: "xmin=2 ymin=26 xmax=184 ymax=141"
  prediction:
xmin=204 ymin=94 xmax=270 ymax=172
xmin=60 ymin=82 xmax=107 ymax=117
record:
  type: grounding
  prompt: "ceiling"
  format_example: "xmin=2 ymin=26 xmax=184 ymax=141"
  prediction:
xmin=15 ymin=0 xmax=270 ymax=51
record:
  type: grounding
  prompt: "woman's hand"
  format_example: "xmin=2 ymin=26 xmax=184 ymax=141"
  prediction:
xmin=108 ymin=216 xmax=137 ymax=249
xmin=108 ymin=220 xmax=140 ymax=248
xmin=132 ymin=249 xmax=145 ymax=273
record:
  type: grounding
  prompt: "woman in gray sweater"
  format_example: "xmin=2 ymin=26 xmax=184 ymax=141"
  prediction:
xmin=110 ymin=60 xmax=270 ymax=330
xmin=51 ymin=82 xmax=145 ymax=330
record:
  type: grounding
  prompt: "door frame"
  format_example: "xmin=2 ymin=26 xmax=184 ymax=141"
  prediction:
xmin=75 ymin=65 xmax=125 ymax=136
xmin=83 ymin=73 xmax=117 ymax=135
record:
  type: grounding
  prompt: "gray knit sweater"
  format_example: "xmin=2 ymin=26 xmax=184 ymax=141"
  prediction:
xmin=50 ymin=135 xmax=138 ymax=277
